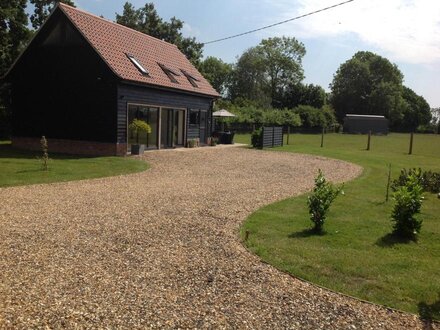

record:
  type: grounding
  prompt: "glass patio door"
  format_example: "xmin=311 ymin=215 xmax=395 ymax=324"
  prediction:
xmin=199 ymin=110 xmax=207 ymax=144
xmin=174 ymin=110 xmax=185 ymax=146
xmin=160 ymin=108 xmax=185 ymax=148
xmin=160 ymin=109 xmax=172 ymax=148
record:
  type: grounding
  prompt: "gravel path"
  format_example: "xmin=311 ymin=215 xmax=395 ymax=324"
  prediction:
xmin=0 ymin=147 xmax=433 ymax=329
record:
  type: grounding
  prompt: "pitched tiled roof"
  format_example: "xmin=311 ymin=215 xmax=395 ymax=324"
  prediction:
xmin=58 ymin=3 xmax=219 ymax=98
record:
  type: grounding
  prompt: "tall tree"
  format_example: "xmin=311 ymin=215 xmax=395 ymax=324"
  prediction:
xmin=432 ymin=108 xmax=440 ymax=123
xmin=431 ymin=107 xmax=440 ymax=133
xmin=0 ymin=0 xmax=30 ymax=75
xmin=115 ymin=2 xmax=139 ymax=30
xmin=258 ymin=37 xmax=306 ymax=106
xmin=279 ymin=83 xmax=326 ymax=109
xmin=229 ymin=36 xmax=306 ymax=108
xmin=400 ymin=86 xmax=431 ymax=131
xmin=116 ymin=2 xmax=203 ymax=66
xmin=198 ymin=56 xmax=232 ymax=95
xmin=29 ymin=0 xmax=75 ymax=30
xmin=330 ymin=51 xmax=404 ymax=126
xmin=0 ymin=0 xmax=30 ymax=137
xmin=229 ymin=47 xmax=270 ymax=107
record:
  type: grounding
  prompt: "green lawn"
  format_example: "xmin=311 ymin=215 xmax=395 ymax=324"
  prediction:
xmin=239 ymin=133 xmax=440 ymax=319
xmin=0 ymin=141 xmax=148 ymax=187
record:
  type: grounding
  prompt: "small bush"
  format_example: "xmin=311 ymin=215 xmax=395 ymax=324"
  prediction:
xmin=307 ymin=170 xmax=343 ymax=233
xmin=251 ymin=128 xmax=263 ymax=148
xmin=40 ymin=136 xmax=49 ymax=171
xmin=391 ymin=173 xmax=424 ymax=239
xmin=392 ymin=168 xmax=440 ymax=193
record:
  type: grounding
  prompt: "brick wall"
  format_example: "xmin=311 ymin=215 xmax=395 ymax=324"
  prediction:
xmin=12 ymin=137 xmax=127 ymax=156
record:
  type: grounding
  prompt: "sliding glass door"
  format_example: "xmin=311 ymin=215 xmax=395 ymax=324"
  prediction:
xmin=175 ymin=109 xmax=185 ymax=146
xmin=160 ymin=109 xmax=172 ymax=148
xmin=160 ymin=108 xmax=185 ymax=148
xmin=128 ymin=104 xmax=186 ymax=152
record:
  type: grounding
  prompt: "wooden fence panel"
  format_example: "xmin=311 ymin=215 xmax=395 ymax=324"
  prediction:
xmin=262 ymin=126 xmax=283 ymax=148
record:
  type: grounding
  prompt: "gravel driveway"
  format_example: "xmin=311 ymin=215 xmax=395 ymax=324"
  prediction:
xmin=0 ymin=147 xmax=432 ymax=329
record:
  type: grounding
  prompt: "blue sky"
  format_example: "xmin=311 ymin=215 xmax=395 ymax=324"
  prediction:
xmin=73 ymin=0 xmax=440 ymax=108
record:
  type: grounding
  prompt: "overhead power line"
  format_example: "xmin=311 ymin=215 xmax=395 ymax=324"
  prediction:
xmin=202 ymin=0 xmax=356 ymax=45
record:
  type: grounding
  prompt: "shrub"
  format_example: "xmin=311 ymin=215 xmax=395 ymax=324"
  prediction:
xmin=307 ymin=170 xmax=343 ymax=233
xmin=293 ymin=105 xmax=336 ymax=129
xmin=416 ymin=124 xmax=437 ymax=134
xmin=392 ymin=168 xmax=440 ymax=193
xmin=251 ymin=128 xmax=263 ymax=148
xmin=128 ymin=119 xmax=151 ymax=144
xmin=391 ymin=173 xmax=424 ymax=239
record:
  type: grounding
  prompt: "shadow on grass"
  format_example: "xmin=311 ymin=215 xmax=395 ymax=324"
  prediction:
xmin=0 ymin=143 xmax=101 ymax=160
xmin=375 ymin=233 xmax=416 ymax=247
xmin=418 ymin=294 xmax=440 ymax=325
xmin=289 ymin=228 xmax=326 ymax=238
xmin=15 ymin=168 xmax=51 ymax=174
xmin=371 ymin=200 xmax=388 ymax=206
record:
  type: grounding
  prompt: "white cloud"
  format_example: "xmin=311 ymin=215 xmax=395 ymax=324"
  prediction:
xmin=182 ymin=22 xmax=201 ymax=38
xmin=262 ymin=0 xmax=440 ymax=64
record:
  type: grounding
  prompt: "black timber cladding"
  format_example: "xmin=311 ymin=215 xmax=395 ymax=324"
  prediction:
xmin=262 ymin=127 xmax=283 ymax=148
xmin=117 ymin=83 xmax=213 ymax=143
xmin=7 ymin=10 xmax=118 ymax=143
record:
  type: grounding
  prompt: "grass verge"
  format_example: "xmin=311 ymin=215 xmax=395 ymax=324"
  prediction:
xmin=239 ymin=133 xmax=440 ymax=319
xmin=0 ymin=141 xmax=148 ymax=187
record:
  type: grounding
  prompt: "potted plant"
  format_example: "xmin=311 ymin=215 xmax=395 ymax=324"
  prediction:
xmin=129 ymin=119 xmax=151 ymax=155
xmin=186 ymin=138 xmax=200 ymax=148
xmin=207 ymin=136 xmax=218 ymax=146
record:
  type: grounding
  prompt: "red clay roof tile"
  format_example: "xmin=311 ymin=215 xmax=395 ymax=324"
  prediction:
xmin=58 ymin=3 xmax=219 ymax=98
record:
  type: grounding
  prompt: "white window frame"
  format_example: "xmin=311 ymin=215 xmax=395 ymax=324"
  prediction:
xmin=126 ymin=53 xmax=149 ymax=75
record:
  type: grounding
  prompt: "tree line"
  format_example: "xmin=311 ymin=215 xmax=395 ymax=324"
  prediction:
xmin=202 ymin=47 xmax=435 ymax=133
xmin=1 ymin=1 xmax=437 ymax=138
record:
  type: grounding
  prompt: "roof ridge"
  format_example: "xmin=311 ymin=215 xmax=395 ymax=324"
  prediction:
xmin=58 ymin=3 xmax=179 ymax=48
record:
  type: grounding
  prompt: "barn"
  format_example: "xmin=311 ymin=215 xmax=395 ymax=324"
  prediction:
xmin=343 ymin=114 xmax=389 ymax=135
xmin=3 ymin=3 xmax=219 ymax=156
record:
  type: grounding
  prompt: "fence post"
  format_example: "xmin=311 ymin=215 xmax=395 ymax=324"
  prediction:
xmin=282 ymin=127 xmax=284 ymax=147
xmin=367 ymin=130 xmax=371 ymax=150
xmin=272 ymin=126 xmax=275 ymax=147
xmin=409 ymin=132 xmax=414 ymax=155
xmin=385 ymin=163 xmax=391 ymax=202
xmin=321 ymin=127 xmax=325 ymax=148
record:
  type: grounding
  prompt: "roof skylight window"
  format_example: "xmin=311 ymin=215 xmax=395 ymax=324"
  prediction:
xmin=181 ymin=69 xmax=199 ymax=88
xmin=158 ymin=63 xmax=180 ymax=83
xmin=126 ymin=53 xmax=149 ymax=76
